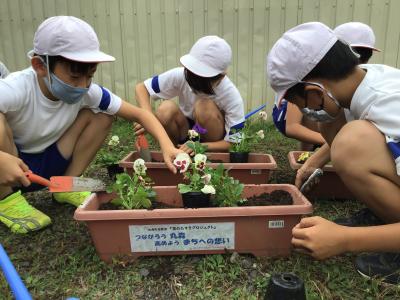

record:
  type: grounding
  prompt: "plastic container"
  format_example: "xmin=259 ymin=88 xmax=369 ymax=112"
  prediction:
xmin=119 ymin=151 xmax=277 ymax=185
xmin=288 ymin=151 xmax=354 ymax=200
xmin=265 ymin=273 xmax=306 ymax=300
xmin=74 ymin=184 xmax=312 ymax=262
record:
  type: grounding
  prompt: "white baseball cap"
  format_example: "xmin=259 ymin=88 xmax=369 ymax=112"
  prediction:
xmin=29 ymin=16 xmax=115 ymax=62
xmin=266 ymin=22 xmax=337 ymax=107
xmin=180 ymin=35 xmax=232 ymax=77
xmin=334 ymin=22 xmax=380 ymax=51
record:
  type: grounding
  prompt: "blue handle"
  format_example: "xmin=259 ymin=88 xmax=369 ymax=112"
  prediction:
xmin=245 ymin=104 xmax=266 ymax=119
xmin=0 ymin=244 xmax=32 ymax=300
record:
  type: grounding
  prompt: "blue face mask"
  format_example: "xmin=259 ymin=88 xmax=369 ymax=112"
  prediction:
xmin=300 ymin=81 xmax=342 ymax=123
xmin=41 ymin=56 xmax=90 ymax=105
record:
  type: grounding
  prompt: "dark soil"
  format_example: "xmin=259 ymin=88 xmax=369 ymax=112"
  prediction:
xmin=241 ymin=190 xmax=293 ymax=206
xmin=99 ymin=201 xmax=176 ymax=210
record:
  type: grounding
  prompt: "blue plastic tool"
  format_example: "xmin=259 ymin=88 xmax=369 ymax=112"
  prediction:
xmin=0 ymin=244 xmax=32 ymax=300
xmin=245 ymin=104 xmax=266 ymax=119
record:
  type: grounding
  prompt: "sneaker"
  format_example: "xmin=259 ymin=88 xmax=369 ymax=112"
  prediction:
xmin=0 ymin=191 xmax=51 ymax=234
xmin=52 ymin=191 xmax=91 ymax=207
xmin=355 ymin=252 xmax=400 ymax=285
xmin=334 ymin=208 xmax=384 ymax=227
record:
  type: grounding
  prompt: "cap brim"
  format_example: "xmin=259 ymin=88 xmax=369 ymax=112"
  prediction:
xmin=59 ymin=50 xmax=115 ymax=62
xmin=350 ymin=44 xmax=381 ymax=52
xmin=180 ymin=54 xmax=220 ymax=77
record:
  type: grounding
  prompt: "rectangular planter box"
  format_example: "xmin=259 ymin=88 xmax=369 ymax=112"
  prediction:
xmin=288 ymin=151 xmax=354 ymax=200
xmin=119 ymin=151 xmax=277 ymax=185
xmin=74 ymin=184 xmax=312 ymax=262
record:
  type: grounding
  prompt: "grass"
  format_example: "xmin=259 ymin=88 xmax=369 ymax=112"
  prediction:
xmin=1 ymin=118 xmax=400 ymax=299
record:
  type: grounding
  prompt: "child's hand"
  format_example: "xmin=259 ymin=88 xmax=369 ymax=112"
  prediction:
xmin=178 ymin=142 xmax=195 ymax=156
xmin=163 ymin=147 xmax=185 ymax=174
xmin=295 ymin=165 xmax=319 ymax=191
xmin=0 ymin=152 xmax=31 ymax=187
xmin=134 ymin=123 xmax=146 ymax=136
xmin=291 ymin=216 xmax=348 ymax=260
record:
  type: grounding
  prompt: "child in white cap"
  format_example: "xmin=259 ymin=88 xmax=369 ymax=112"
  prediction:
xmin=0 ymin=16 xmax=181 ymax=234
xmin=0 ymin=61 xmax=9 ymax=78
xmin=134 ymin=36 xmax=245 ymax=154
xmin=267 ymin=22 xmax=400 ymax=284
xmin=334 ymin=21 xmax=380 ymax=64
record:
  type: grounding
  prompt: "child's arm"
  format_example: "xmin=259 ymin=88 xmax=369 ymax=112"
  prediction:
xmin=135 ymin=82 xmax=152 ymax=112
xmin=133 ymin=82 xmax=153 ymax=135
xmin=116 ymin=100 xmax=181 ymax=173
xmin=285 ymin=103 xmax=325 ymax=145
xmin=292 ymin=216 xmax=400 ymax=260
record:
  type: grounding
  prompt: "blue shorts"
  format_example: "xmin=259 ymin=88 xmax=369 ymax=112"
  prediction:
xmin=17 ymin=143 xmax=71 ymax=193
xmin=272 ymin=101 xmax=288 ymax=136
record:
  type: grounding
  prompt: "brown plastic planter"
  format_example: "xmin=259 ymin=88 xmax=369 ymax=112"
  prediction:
xmin=288 ymin=151 xmax=354 ymax=200
xmin=119 ymin=151 xmax=277 ymax=185
xmin=74 ymin=184 xmax=312 ymax=262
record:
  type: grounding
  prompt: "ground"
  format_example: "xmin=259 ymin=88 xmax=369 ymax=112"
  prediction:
xmin=1 ymin=118 xmax=399 ymax=299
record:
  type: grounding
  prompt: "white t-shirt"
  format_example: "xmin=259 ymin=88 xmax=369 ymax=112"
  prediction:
xmin=0 ymin=67 xmax=122 ymax=153
xmin=0 ymin=61 xmax=10 ymax=79
xmin=144 ymin=67 xmax=245 ymax=141
xmin=350 ymin=64 xmax=400 ymax=174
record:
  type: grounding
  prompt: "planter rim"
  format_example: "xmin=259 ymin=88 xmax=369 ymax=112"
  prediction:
xmin=120 ymin=151 xmax=277 ymax=170
xmin=288 ymin=151 xmax=336 ymax=172
xmin=74 ymin=184 xmax=312 ymax=221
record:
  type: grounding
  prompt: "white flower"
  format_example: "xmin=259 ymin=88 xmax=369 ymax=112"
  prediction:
xmin=201 ymin=184 xmax=216 ymax=194
xmin=202 ymin=174 xmax=211 ymax=184
xmin=173 ymin=153 xmax=191 ymax=173
xmin=194 ymin=154 xmax=207 ymax=164
xmin=194 ymin=154 xmax=207 ymax=170
xmin=256 ymin=130 xmax=265 ymax=139
xmin=188 ymin=129 xmax=199 ymax=140
xmin=133 ymin=158 xmax=147 ymax=175
xmin=259 ymin=111 xmax=268 ymax=121
xmin=108 ymin=135 xmax=120 ymax=146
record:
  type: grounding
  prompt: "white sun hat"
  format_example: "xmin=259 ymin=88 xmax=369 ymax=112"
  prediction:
xmin=180 ymin=35 xmax=232 ymax=77
xmin=334 ymin=22 xmax=381 ymax=51
xmin=266 ymin=22 xmax=337 ymax=107
xmin=28 ymin=16 xmax=115 ymax=62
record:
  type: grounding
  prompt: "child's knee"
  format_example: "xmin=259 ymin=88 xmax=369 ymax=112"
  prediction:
xmin=155 ymin=101 xmax=178 ymax=124
xmin=331 ymin=120 xmax=374 ymax=172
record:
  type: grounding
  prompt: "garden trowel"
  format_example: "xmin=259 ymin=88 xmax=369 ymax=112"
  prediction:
xmin=25 ymin=171 xmax=106 ymax=192
xmin=135 ymin=134 xmax=151 ymax=162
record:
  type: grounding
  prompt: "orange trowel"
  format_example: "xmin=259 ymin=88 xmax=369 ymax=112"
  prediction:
xmin=135 ymin=134 xmax=151 ymax=162
xmin=25 ymin=171 xmax=106 ymax=192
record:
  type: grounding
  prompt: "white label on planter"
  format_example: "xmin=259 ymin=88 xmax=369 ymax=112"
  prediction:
xmin=268 ymin=220 xmax=284 ymax=228
xmin=129 ymin=222 xmax=235 ymax=252
xmin=250 ymin=169 xmax=262 ymax=175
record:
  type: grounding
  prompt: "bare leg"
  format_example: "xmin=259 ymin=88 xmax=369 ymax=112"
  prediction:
xmin=0 ymin=114 xmax=18 ymax=199
xmin=193 ymin=98 xmax=225 ymax=142
xmin=331 ymin=120 xmax=400 ymax=223
xmin=155 ymin=100 xmax=189 ymax=144
xmin=57 ymin=109 xmax=113 ymax=176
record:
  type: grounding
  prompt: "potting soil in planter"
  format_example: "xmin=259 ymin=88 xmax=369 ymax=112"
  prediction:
xmin=241 ymin=190 xmax=293 ymax=206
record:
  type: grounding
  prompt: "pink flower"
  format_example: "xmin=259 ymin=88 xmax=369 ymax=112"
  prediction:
xmin=173 ymin=153 xmax=191 ymax=173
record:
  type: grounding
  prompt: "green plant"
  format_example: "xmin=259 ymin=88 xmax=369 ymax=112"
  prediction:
xmin=230 ymin=111 xmax=267 ymax=153
xmin=107 ymin=158 xmax=156 ymax=209
xmin=186 ymin=129 xmax=208 ymax=155
xmin=174 ymin=153 xmax=215 ymax=195
xmin=96 ymin=135 xmax=127 ymax=166
xmin=210 ymin=164 xmax=246 ymax=207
